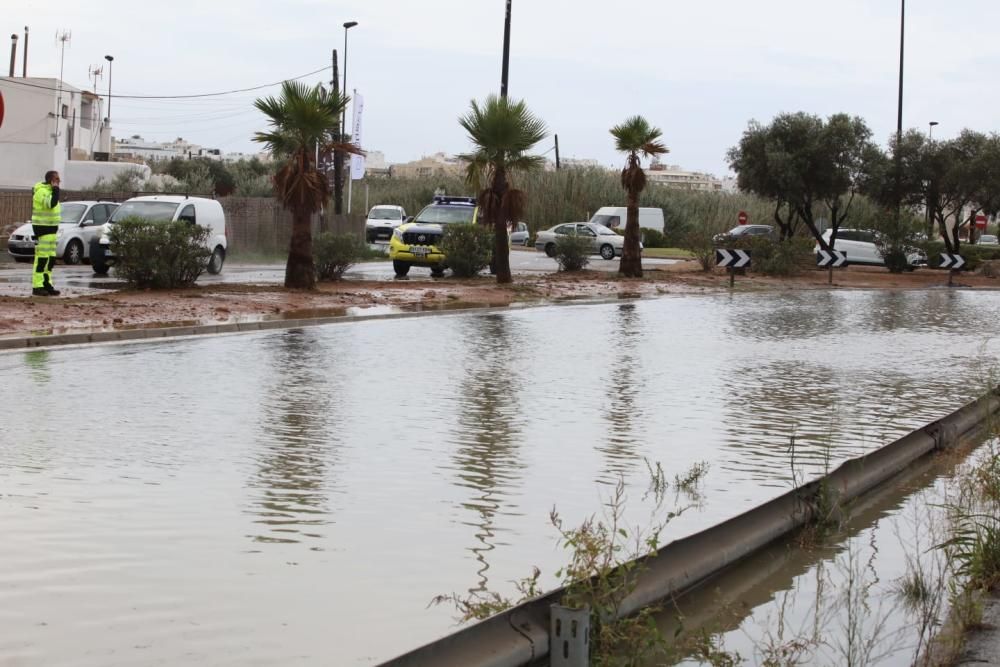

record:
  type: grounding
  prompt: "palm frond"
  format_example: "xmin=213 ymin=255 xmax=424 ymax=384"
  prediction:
xmin=610 ymin=116 xmax=669 ymax=159
xmin=458 ymin=95 xmax=548 ymax=174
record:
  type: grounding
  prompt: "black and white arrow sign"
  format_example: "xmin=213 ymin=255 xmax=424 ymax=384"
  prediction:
xmin=939 ymin=253 xmax=966 ymax=270
xmin=816 ymin=249 xmax=848 ymax=268
xmin=716 ymin=248 xmax=751 ymax=268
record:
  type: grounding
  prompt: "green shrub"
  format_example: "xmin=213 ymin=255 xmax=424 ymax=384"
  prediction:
xmin=733 ymin=236 xmax=813 ymax=276
xmin=641 ymin=228 xmax=667 ymax=248
xmin=555 ymin=235 xmax=592 ymax=272
xmin=109 ymin=217 xmax=211 ymax=288
xmin=917 ymin=241 xmax=1000 ymax=271
xmin=314 ymin=232 xmax=366 ymax=281
xmin=681 ymin=228 xmax=718 ymax=272
xmin=440 ymin=223 xmax=493 ymax=278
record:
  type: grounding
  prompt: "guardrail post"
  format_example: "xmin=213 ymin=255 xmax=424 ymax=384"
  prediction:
xmin=550 ymin=605 xmax=589 ymax=667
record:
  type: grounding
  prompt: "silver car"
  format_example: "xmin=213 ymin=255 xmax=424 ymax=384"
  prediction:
xmin=7 ymin=200 xmax=119 ymax=265
xmin=534 ymin=222 xmax=627 ymax=260
xmin=509 ymin=222 xmax=530 ymax=246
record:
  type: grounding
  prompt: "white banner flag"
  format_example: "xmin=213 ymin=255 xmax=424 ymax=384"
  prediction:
xmin=350 ymin=92 xmax=365 ymax=180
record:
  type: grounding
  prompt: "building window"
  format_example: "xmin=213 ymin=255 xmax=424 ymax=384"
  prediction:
xmin=61 ymin=104 xmax=69 ymax=119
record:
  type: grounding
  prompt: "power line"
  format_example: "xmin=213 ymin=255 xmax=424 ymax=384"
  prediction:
xmin=0 ymin=65 xmax=331 ymax=99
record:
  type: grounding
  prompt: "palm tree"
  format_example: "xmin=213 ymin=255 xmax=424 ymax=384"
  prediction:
xmin=459 ymin=95 xmax=547 ymax=284
xmin=610 ymin=116 xmax=669 ymax=278
xmin=253 ymin=81 xmax=356 ymax=289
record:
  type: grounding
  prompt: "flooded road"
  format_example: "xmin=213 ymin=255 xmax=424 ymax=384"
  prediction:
xmin=3 ymin=289 xmax=1000 ymax=665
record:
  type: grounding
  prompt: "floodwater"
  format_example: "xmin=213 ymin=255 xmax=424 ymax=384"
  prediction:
xmin=3 ymin=289 xmax=1000 ymax=665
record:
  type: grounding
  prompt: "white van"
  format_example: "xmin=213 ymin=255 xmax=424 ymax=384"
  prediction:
xmin=90 ymin=195 xmax=228 ymax=276
xmin=588 ymin=206 xmax=665 ymax=234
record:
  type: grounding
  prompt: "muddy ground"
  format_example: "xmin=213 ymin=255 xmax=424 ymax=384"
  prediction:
xmin=1 ymin=261 xmax=997 ymax=338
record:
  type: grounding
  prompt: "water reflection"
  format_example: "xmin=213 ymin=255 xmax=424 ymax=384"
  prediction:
xmin=247 ymin=329 xmax=337 ymax=546
xmin=599 ymin=303 xmax=645 ymax=480
xmin=729 ymin=291 xmax=843 ymax=342
xmin=23 ymin=350 xmax=51 ymax=384
xmin=447 ymin=315 xmax=525 ymax=592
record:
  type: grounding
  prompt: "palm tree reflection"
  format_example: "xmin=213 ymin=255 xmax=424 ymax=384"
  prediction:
xmin=449 ymin=315 xmax=525 ymax=593
xmin=599 ymin=303 xmax=645 ymax=480
xmin=248 ymin=329 xmax=338 ymax=547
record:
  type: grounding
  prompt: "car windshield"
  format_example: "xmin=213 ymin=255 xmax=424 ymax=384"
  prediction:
xmin=110 ymin=201 xmax=180 ymax=223
xmin=414 ymin=205 xmax=475 ymax=225
xmin=60 ymin=203 xmax=87 ymax=224
xmin=593 ymin=224 xmax=617 ymax=235
xmin=729 ymin=226 xmax=751 ymax=236
xmin=369 ymin=208 xmax=401 ymax=220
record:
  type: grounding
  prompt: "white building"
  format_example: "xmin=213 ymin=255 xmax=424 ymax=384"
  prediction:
xmin=114 ymin=135 xmax=224 ymax=162
xmin=0 ymin=76 xmax=139 ymax=189
xmin=645 ymin=161 xmax=724 ymax=192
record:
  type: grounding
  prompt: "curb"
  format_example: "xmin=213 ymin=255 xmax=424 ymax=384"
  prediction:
xmin=0 ymin=294 xmax=642 ymax=352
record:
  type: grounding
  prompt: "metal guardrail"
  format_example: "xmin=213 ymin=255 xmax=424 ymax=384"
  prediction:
xmin=380 ymin=388 xmax=1000 ymax=667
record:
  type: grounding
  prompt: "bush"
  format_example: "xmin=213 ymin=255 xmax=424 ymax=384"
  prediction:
xmin=439 ymin=223 xmax=493 ymax=277
xmin=680 ymin=228 xmax=717 ymax=272
xmin=640 ymin=228 xmax=667 ymax=248
xmin=109 ymin=217 xmax=211 ymax=288
xmin=555 ymin=235 xmax=592 ymax=272
xmin=917 ymin=241 xmax=1000 ymax=271
xmin=733 ymin=236 xmax=813 ymax=276
xmin=314 ymin=232 xmax=366 ymax=281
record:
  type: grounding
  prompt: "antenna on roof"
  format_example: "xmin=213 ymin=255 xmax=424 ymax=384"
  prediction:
xmin=88 ymin=64 xmax=103 ymax=93
xmin=52 ymin=29 xmax=71 ymax=146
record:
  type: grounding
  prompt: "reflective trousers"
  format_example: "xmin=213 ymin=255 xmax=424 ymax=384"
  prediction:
xmin=32 ymin=231 xmax=57 ymax=290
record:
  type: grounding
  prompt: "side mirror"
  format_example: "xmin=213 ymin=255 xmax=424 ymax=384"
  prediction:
xmin=81 ymin=219 xmax=93 ymax=226
xmin=406 ymin=216 xmax=414 ymax=223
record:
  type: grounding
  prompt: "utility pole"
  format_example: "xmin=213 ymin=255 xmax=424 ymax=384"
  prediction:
xmin=332 ymin=48 xmax=343 ymax=215
xmin=554 ymin=134 xmax=560 ymax=170
xmin=22 ymin=26 xmax=28 ymax=77
xmin=500 ymin=0 xmax=511 ymax=97
xmin=894 ymin=0 xmax=905 ymax=240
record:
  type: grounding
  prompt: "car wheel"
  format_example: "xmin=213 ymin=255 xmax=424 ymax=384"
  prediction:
xmin=431 ymin=266 xmax=445 ymax=278
xmin=91 ymin=249 xmax=109 ymax=275
xmin=207 ymin=246 xmax=226 ymax=275
xmin=393 ymin=260 xmax=411 ymax=277
xmin=600 ymin=244 xmax=616 ymax=260
xmin=544 ymin=243 xmax=557 ymax=258
xmin=62 ymin=239 xmax=84 ymax=265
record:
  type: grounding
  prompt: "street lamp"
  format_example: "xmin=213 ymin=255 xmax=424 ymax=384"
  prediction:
xmin=342 ymin=21 xmax=358 ymax=138
xmin=929 ymin=120 xmax=939 ymax=140
xmin=104 ymin=54 xmax=114 ymax=122
xmin=501 ymin=0 xmax=511 ymax=97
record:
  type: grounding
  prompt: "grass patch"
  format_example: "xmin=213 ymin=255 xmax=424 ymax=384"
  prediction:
xmin=643 ymin=247 xmax=695 ymax=259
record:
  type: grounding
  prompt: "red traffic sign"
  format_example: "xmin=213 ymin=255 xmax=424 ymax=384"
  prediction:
xmin=737 ymin=210 xmax=748 ymax=225
xmin=976 ymin=214 xmax=988 ymax=229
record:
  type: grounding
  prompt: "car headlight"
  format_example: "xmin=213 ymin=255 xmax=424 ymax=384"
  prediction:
xmin=392 ymin=228 xmax=403 ymax=240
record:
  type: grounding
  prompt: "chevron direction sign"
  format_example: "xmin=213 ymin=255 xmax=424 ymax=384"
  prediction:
xmin=939 ymin=253 xmax=966 ymax=270
xmin=816 ymin=249 xmax=847 ymax=267
xmin=716 ymin=249 xmax=751 ymax=268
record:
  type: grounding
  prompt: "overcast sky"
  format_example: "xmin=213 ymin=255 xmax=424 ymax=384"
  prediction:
xmin=3 ymin=0 xmax=999 ymax=174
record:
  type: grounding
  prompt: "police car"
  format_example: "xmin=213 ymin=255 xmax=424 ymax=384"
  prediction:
xmin=388 ymin=196 xmax=479 ymax=277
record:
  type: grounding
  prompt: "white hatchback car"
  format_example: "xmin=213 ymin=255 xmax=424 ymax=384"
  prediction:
xmin=7 ymin=200 xmax=119 ymax=265
xmin=816 ymin=228 xmax=924 ymax=268
xmin=90 ymin=195 xmax=228 ymax=276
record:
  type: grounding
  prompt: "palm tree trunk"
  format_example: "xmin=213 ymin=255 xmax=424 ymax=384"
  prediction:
xmin=492 ymin=168 xmax=513 ymax=284
xmin=285 ymin=207 xmax=316 ymax=289
xmin=619 ymin=186 xmax=643 ymax=278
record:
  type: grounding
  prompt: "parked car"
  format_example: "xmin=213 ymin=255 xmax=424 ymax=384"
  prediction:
xmin=7 ymin=200 xmax=119 ymax=264
xmin=979 ymin=234 xmax=998 ymax=246
xmin=588 ymin=206 xmax=664 ymax=234
xmin=90 ymin=195 xmax=228 ymax=276
xmin=365 ymin=205 xmax=407 ymax=243
xmin=815 ymin=228 xmax=925 ymax=269
xmin=713 ymin=224 xmax=775 ymax=245
xmin=509 ymin=222 xmax=529 ymax=246
xmin=388 ymin=196 xmax=479 ymax=277
xmin=534 ymin=222 xmax=632 ymax=260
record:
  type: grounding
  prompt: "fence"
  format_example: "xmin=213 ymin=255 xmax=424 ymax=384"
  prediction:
xmin=0 ymin=191 xmax=364 ymax=260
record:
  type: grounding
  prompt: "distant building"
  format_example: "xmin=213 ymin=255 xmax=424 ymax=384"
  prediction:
xmin=114 ymin=135 xmax=224 ymax=162
xmin=645 ymin=159 xmax=724 ymax=192
xmin=560 ymin=158 xmax=603 ymax=170
xmin=0 ymin=76 xmax=127 ymax=189
xmin=389 ymin=152 xmax=466 ymax=179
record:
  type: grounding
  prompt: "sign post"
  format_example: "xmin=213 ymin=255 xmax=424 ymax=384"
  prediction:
xmin=716 ymin=248 xmax=751 ymax=287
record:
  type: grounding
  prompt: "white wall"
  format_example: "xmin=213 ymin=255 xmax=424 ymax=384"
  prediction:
xmin=0 ymin=78 xmax=56 ymax=145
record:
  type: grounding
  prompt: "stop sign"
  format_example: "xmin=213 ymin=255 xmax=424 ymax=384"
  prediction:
xmin=737 ymin=210 xmax=748 ymax=225
xmin=976 ymin=214 xmax=988 ymax=229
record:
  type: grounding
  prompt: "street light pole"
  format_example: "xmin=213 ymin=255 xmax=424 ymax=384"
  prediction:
xmin=342 ymin=21 xmax=357 ymax=139
xmin=104 ymin=54 xmax=113 ymax=122
xmin=894 ymin=0 xmax=905 ymax=232
xmin=500 ymin=0 xmax=511 ymax=97
xmin=929 ymin=120 xmax=939 ymax=140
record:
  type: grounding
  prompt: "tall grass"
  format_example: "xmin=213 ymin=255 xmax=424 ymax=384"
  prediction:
xmin=362 ymin=169 xmax=778 ymax=241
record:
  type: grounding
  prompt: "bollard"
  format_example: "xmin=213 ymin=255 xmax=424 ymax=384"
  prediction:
xmin=550 ymin=605 xmax=589 ymax=667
